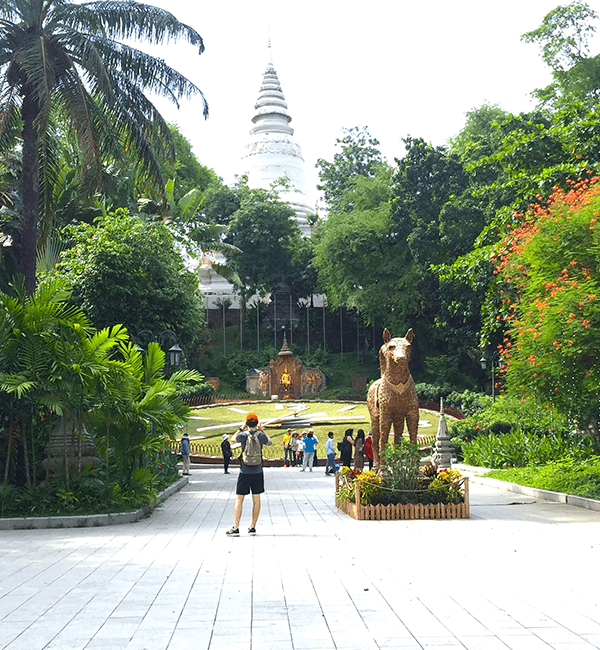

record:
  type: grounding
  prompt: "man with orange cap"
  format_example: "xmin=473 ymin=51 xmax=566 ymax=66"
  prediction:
xmin=225 ymin=412 xmax=272 ymax=536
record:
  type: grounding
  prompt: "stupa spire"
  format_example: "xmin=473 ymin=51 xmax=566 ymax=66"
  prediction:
xmin=241 ymin=37 xmax=313 ymax=236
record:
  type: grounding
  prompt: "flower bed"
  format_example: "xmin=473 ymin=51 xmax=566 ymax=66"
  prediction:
xmin=334 ymin=445 xmax=470 ymax=520
xmin=335 ymin=472 xmax=469 ymax=520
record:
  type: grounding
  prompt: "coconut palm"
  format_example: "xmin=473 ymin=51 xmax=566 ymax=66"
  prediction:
xmin=0 ymin=0 xmax=208 ymax=294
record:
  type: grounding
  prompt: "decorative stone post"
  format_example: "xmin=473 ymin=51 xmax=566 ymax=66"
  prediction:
xmin=432 ymin=398 xmax=453 ymax=470
xmin=42 ymin=416 xmax=99 ymax=482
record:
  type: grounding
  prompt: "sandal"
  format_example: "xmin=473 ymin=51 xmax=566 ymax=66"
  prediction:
xmin=225 ymin=527 xmax=239 ymax=536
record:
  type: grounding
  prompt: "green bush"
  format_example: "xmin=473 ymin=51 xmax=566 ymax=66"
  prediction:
xmin=446 ymin=389 xmax=492 ymax=416
xmin=461 ymin=430 xmax=600 ymax=468
xmin=177 ymin=382 xmax=214 ymax=399
xmin=414 ymin=382 xmax=454 ymax=402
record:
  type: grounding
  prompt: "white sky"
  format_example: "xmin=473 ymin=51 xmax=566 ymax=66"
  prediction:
xmin=145 ymin=0 xmax=600 ymax=206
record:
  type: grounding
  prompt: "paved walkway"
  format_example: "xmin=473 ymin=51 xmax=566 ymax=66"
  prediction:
xmin=1 ymin=466 xmax=600 ymax=650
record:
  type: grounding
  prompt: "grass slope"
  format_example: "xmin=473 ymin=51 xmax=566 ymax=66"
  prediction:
xmin=486 ymin=457 xmax=600 ymax=500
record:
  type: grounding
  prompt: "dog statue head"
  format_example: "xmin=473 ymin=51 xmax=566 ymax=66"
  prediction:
xmin=379 ymin=328 xmax=414 ymax=376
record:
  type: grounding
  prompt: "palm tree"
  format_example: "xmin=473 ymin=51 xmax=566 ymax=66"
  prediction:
xmin=0 ymin=0 xmax=208 ymax=294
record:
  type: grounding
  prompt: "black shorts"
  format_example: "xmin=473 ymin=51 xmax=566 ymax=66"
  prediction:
xmin=236 ymin=472 xmax=265 ymax=495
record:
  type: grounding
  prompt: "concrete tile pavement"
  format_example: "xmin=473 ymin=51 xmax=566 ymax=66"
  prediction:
xmin=1 ymin=466 xmax=600 ymax=650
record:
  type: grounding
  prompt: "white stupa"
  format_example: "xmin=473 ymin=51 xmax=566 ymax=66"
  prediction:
xmin=241 ymin=40 xmax=313 ymax=236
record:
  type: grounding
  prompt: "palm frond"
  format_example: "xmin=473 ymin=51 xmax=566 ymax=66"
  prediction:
xmin=56 ymin=1 xmax=205 ymax=54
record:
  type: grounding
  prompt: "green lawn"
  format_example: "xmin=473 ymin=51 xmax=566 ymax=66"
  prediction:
xmin=182 ymin=401 xmax=444 ymax=458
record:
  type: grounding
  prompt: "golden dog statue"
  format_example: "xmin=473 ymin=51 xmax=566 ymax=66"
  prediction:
xmin=367 ymin=328 xmax=419 ymax=467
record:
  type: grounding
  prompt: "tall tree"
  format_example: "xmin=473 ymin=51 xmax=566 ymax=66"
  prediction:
xmin=225 ymin=187 xmax=300 ymax=301
xmin=495 ymin=176 xmax=600 ymax=432
xmin=316 ymin=126 xmax=384 ymax=213
xmin=56 ymin=209 xmax=206 ymax=364
xmin=522 ymin=1 xmax=600 ymax=107
xmin=0 ymin=0 xmax=208 ymax=294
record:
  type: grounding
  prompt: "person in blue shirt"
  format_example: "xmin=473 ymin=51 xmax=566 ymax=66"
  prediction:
xmin=325 ymin=431 xmax=339 ymax=475
xmin=301 ymin=431 xmax=317 ymax=472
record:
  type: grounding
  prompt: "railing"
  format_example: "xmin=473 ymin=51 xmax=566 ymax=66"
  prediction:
xmin=183 ymin=394 xmax=259 ymax=407
xmin=169 ymin=439 xmax=287 ymax=460
xmin=170 ymin=433 xmax=438 ymax=460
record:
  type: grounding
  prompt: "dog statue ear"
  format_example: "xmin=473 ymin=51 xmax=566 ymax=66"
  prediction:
xmin=405 ymin=328 xmax=414 ymax=342
xmin=383 ymin=328 xmax=391 ymax=344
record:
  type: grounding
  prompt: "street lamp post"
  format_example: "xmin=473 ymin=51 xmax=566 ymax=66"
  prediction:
xmin=136 ymin=329 xmax=182 ymax=368
xmin=480 ymin=350 xmax=502 ymax=401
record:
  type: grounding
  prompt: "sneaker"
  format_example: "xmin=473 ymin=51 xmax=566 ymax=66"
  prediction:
xmin=248 ymin=527 xmax=256 ymax=535
xmin=226 ymin=527 xmax=239 ymax=536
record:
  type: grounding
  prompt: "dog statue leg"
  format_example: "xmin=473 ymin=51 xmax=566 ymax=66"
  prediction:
xmin=405 ymin=409 xmax=419 ymax=445
xmin=379 ymin=413 xmax=392 ymax=460
xmin=371 ymin=415 xmax=381 ymax=468
xmin=392 ymin=415 xmax=405 ymax=446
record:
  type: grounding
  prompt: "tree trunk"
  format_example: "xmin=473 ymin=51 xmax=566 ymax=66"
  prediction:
xmin=21 ymin=421 xmax=31 ymax=487
xmin=4 ymin=418 xmax=14 ymax=484
xmin=21 ymin=92 xmax=41 ymax=296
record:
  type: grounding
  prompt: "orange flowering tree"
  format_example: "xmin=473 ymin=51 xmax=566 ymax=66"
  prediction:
xmin=494 ymin=176 xmax=600 ymax=430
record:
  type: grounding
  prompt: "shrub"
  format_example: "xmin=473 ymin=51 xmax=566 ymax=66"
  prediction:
xmin=415 ymin=382 xmax=454 ymax=402
xmin=461 ymin=430 xmax=600 ymax=468
xmin=446 ymin=389 xmax=492 ymax=416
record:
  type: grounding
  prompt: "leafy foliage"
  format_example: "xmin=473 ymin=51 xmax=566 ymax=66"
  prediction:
xmin=487 ymin=456 xmax=600 ymax=499
xmin=316 ymin=126 xmax=384 ymax=212
xmin=0 ymin=0 xmax=207 ymax=293
xmin=57 ymin=209 xmax=206 ymax=363
xmin=493 ymin=178 xmax=600 ymax=429
xmin=0 ymin=276 xmax=199 ymax=503
xmin=460 ymin=430 xmax=600 ymax=469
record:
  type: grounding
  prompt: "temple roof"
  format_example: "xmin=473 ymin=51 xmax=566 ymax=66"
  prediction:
xmin=241 ymin=38 xmax=313 ymax=236
xmin=249 ymin=40 xmax=294 ymax=136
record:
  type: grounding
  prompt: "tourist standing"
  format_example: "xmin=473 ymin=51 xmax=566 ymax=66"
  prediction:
xmin=325 ymin=431 xmax=338 ymax=475
xmin=283 ymin=428 xmax=293 ymax=467
xmin=340 ymin=428 xmax=354 ymax=467
xmin=310 ymin=429 xmax=319 ymax=467
xmin=226 ymin=413 xmax=272 ymax=537
xmin=354 ymin=429 xmax=365 ymax=472
xmin=301 ymin=431 xmax=317 ymax=471
xmin=364 ymin=431 xmax=374 ymax=470
xmin=180 ymin=432 xmax=191 ymax=475
xmin=221 ymin=433 xmax=232 ymax=474
xmin=296 ymin=432 xmax=305 ymax=467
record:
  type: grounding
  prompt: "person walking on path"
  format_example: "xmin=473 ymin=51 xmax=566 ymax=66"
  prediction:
xmin=226 ymin=412 xmax=272 ymax=536
xmin=325 ymin=431 xmax=339 ymax=475
xmin=301 ymin=431 xmax=317 ymax=471
xmin=180 ymin=432 xmax=191 ymax=475
xmin=354 ymin=429 xmax=365 ymax=472
xmin=221 ymin=433 xmax=233 ymax=474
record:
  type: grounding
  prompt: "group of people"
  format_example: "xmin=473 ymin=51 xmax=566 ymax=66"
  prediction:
xmin=338 ymin=428 xmax=374 ymax=471
xmin=282 ymin=428 xmax=321 ymax=471
xmin=179 ymin=415 xmax=376 ymax=537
